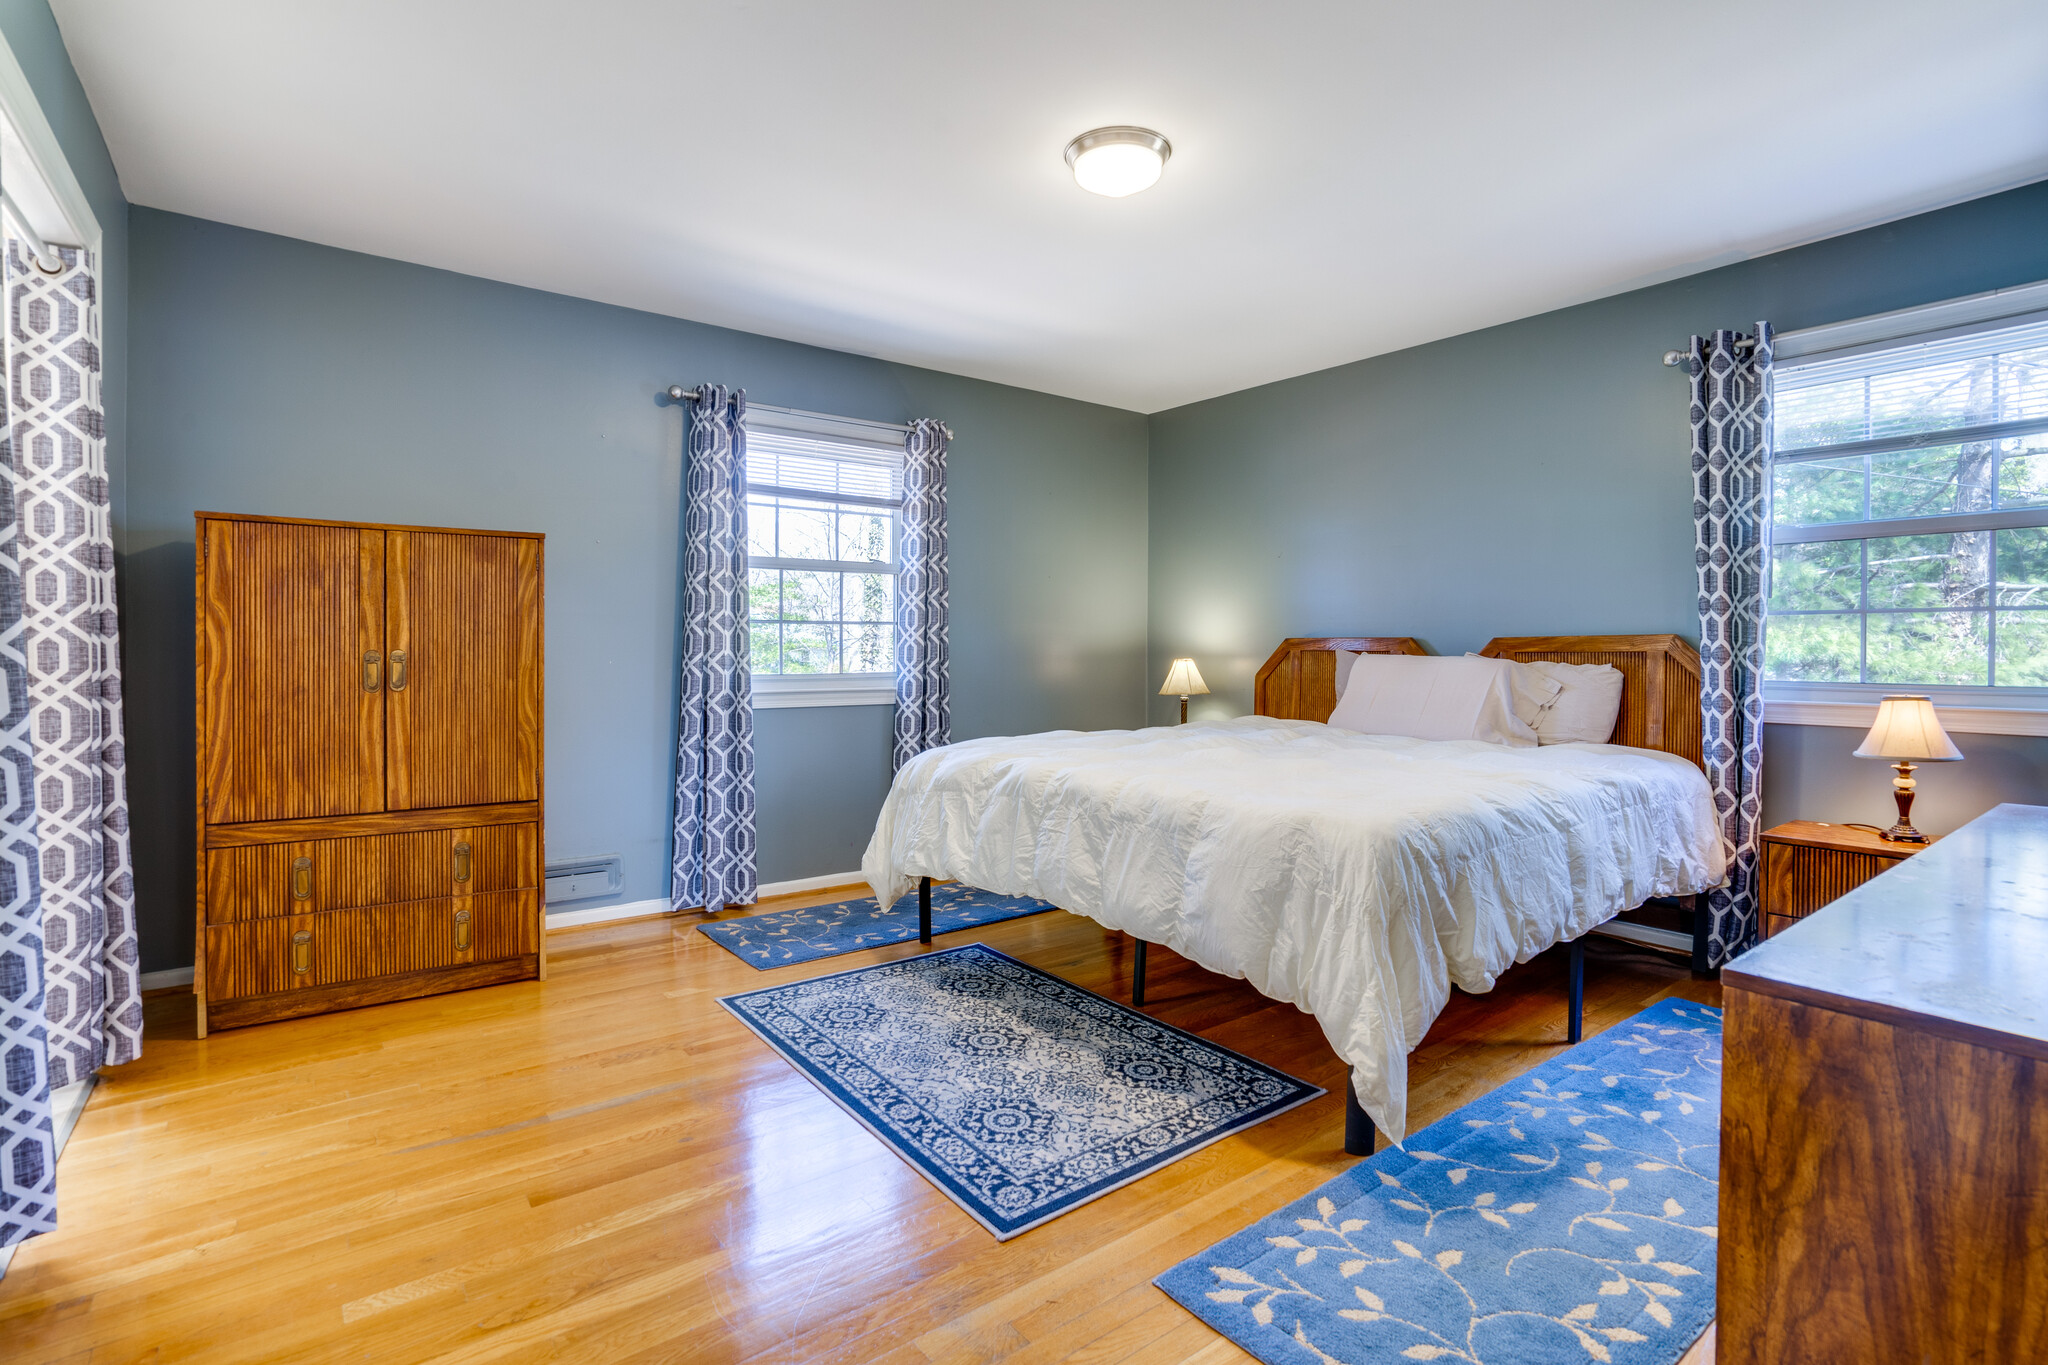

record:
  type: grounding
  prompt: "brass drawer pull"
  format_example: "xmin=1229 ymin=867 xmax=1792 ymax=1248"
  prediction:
xmin=389 ymin=649 xmax=408 ymax=691
xmin=362 ymin=650 xmax=381 ymax=691
xmin=454 ymin=908 xmax=472 ymax=952
xmin=291 ymin=856 xmax=313 ymax=901
xmin=453 ymin=841 xmax=471 ymax=884
xmin=291 ymin=929 xmax=313 ymax=975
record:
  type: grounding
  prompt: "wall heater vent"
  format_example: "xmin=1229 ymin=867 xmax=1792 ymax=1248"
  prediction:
xmin=545 ymin=854 xmax=622 ymax=905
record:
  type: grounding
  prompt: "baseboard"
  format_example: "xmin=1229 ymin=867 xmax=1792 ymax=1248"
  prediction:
xmin=544 ymin=897 xmax=673 ymax=929
xmin=141 ymin=966 xmax=194 ymax=991
xmin=756 ymin=870 xmax=868 ymax=898
xmin=544 ymin=872 xmax=868 ymax=930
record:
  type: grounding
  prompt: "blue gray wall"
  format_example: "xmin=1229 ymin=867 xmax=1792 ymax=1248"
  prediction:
xmin=1146 ymin=179 xmax=2048 ymax=837
xmin=124 ymin=209 xmax=1149 ymax=972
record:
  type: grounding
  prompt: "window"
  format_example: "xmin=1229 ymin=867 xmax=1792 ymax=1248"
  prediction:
xmin=1767 ymin=312 xmax=2048 ymax=706
xmin=744 ymin=409 xmax=905 ymax=706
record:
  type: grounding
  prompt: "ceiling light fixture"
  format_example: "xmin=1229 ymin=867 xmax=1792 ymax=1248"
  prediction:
xmin=1064 ymin=126 xmax=1171 ymax=198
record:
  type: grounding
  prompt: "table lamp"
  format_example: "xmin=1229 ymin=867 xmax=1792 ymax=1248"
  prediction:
xmin=1853 ymin=695 xmax=1963 ymax=843
xmin=1160 ymin=658 xmax=1208 ymax=724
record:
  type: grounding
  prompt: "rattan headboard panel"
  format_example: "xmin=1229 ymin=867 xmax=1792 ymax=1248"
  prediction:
xmin=1479 ymin=634 xmax=1704 ymax=769
xmin=1252 ymin=637 xmax=1427 ymax=723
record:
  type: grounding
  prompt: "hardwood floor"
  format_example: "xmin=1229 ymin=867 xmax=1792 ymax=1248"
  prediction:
xmin=1 ymin=889 xmax=1720 ymax=1363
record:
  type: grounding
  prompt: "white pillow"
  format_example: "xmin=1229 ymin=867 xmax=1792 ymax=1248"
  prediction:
xmin=1523 ymin=659 xmax=1625 ymax=744
xmin=1335 ymin=650 xmax=1558 ymax=724
xmin=1326 ymin=654 xmax=1538 ymax=747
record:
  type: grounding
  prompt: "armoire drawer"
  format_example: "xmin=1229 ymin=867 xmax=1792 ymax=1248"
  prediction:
xmin=204 ymin=889 xmax=540 ymax=1000
xmin=205 ymin=823 xmax=539 ymax=924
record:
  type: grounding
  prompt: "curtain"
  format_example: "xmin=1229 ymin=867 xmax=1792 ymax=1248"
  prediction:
xmin=893 ymin=419 xmax=950 ymax=771
xmin=9 ymin=244 xmax=137 ymax=1084
xmin=672 ymin=384 xmax=757 ymax=912
xmin=1689 ymin=324 xmax=1773 ymax=967
xmin=0 ymin=244 xmax=52 ymax=1250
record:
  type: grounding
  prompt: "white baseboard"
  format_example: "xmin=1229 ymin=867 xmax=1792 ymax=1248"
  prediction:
xmin=545 ymin=871 xmax=867 ymax=929
xmin=141 ymin=966 xmax=194 ymax=991
xmin=544 ymin=896 xmax=672 ymax=929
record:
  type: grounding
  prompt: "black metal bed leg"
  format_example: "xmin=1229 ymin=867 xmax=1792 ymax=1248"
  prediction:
xmin=918 ymin=876 xmax=932 ymax=946
xmin=1133 ymin=937 xmax=1148 ymax=1007
xmin=1567 ymin=936 xmax=1585 ymax=1044
xmin=1344 ymin=1078 xmax=1376 ymax=1156
xmin=1689 ymin=892 xmax=1711 ymax=975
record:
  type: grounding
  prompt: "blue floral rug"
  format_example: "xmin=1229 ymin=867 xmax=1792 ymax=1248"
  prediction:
xmin=698 ymin=882 xmax=1057 ymax=967
xmin=719 ymin=943 xmax=1322 ymax=1239
xmin=1156 ymin=998 xmax=1720 ymax=1365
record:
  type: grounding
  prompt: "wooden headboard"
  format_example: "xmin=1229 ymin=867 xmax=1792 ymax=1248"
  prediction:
xmin=1480 ymin=634 xmax=1704 ymax=769
xmin=1253 ymin=637 xmax=1427 ymax=723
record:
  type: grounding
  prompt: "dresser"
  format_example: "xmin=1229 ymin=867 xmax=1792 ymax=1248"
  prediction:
xmin=195 ymin=513 xmax=545 ymax=1034
xmin=1757 ymin=819 xmax=1930 ymax=939
xmin=1719 ymin=803 xmax=2048 ymax=1363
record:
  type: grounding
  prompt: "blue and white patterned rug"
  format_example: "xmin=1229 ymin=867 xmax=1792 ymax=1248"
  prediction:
xmin=1157 ymin=998 xmax=1721 ymax=1365
xmin=699 ymin=883 xmax=1057 ymax=968
xmin=719 ymin=943 xmax=1323 ymax=1239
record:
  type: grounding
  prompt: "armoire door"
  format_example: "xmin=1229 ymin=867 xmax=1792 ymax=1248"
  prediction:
xmin=200 ymin=519 xmax=387 ymax=823
xmin=384 ymin=530 xmax=542 ymax=810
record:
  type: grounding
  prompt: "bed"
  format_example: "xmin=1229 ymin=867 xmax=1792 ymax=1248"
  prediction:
xmin=860 ymin=634 xmax=1728 ymax=1148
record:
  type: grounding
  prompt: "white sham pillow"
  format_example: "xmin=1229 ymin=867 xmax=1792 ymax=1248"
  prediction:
xmin=1522 ymin=659 xmax=1625 ymax=744
xmin=1326 ymin=654 xmax=1539 ymax=747
xmin=1336 ymin=650 xmax=1559 ymax=726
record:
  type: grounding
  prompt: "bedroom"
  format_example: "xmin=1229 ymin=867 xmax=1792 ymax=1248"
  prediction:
xmin=3 ymin=1 xmax=2046 ymax=1362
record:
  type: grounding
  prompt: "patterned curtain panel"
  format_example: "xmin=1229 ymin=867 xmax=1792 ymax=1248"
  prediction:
xmin=672 ymin=385 xmax=757 ymax=913
xmin=1689 ymin=324 xmax=1773 ymax=967
xmin=0 ymin=250 xmax=50 ymax=1250
xmin=893 ymin=419 xmax=950 ymax=771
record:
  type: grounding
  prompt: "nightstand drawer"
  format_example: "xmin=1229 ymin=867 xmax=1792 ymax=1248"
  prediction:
xmin=1759 ymin=821 xmax=1929 ymax=936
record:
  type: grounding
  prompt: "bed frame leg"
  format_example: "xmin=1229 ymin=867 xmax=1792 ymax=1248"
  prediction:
xmin=1345 ymin=1078 xmax=1376 ymax=1156
xmin=1133 ymin=937 xmax=1148 ymax=1007
xmin=919 ymin=877 xmax=932 ymax=946
xmin=1567 ymin=936 xmax=1585 ymax=1044
xmin=1689 ymin=892 xmax=1711 ymax=974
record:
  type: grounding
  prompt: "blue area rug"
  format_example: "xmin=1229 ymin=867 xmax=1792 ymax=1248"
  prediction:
xmin=698 ymin=882 xmax=1057 ymax=968
xmin=1157 ymin=998 xmax=1721 ymax=1365
xmin=719 ymin=942 xmax=1323 ymax=1239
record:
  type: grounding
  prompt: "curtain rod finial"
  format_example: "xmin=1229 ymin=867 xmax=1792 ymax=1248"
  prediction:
xmin=1662 ymin=350 xmax=1689 ymax=368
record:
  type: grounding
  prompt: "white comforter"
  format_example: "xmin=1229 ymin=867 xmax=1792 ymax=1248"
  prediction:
xmin=861 ymin=717 xmax=1727 ymax=1141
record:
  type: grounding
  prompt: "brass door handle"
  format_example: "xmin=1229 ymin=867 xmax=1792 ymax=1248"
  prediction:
xmin=291 ymin=856 xmax=313 ymax=901
xmin=389 ymin=649 xmax=408 ymax=691
xmin=454 ymin=908 xmax=471 ymax=952
xmin=452 ymin=841 xmax=471 ymax=884
xmin=291 ymin=929 xmax=313 ymax=975
xmin=362 ymin=651 xmax=382 ymax=691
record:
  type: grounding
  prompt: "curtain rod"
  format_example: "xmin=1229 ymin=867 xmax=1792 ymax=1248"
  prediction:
xmin=664 ymin=386 xmax=952 ymax=439
xmin=1662 ymin=336 xmax=1758 ymax=367
xmin=0 ymin=191 xmax=63 ymax=273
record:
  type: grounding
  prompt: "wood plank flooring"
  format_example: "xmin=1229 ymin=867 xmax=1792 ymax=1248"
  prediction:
xmin=1 ymin=889 xmax=1720 ymax=1363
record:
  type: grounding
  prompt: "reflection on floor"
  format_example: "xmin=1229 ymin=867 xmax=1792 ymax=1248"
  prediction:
xmin=0 ymin=887 xmax=1719 ymax=1363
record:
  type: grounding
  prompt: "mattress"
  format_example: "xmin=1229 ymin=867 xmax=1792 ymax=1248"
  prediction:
xmin=862 ymin=716 xmax=1727 ymax=1141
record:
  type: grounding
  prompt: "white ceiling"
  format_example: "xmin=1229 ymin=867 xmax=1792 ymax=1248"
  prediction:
xmin=49 ymin=0 xmax=2048 ymax=413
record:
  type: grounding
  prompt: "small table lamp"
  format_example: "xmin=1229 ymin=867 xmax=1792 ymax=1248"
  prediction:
xmin=1854 ymin=695 xmax=1963 ymax=843
xmin=1160 ymin=657 xmax=1209 ymax=724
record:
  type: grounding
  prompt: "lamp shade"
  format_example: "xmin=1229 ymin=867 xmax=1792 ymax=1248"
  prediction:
xmin=1853 ymin=695 xmax=1963 ymax=762
xmin=1159 ymin=658 xmax=1209 ymax=697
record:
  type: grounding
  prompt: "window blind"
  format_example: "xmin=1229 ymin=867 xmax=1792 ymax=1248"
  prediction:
xmin=746 ymin=428 xmax=903 ymax=508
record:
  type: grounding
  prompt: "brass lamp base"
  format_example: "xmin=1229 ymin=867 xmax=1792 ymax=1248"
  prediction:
xmin=1879 ymin=761 xmax=1928 ymax=843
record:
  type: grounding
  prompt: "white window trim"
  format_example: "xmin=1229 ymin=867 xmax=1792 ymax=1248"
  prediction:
xmin=1765 ymin=280 xmax=2048 ymax=736
xmin=753 ymin=672 xmax=897 ymax=709
xmin=745 ymin=405 xmax=906 ymax=709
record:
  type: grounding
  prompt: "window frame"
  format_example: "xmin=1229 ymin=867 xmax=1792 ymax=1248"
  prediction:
xmin=1763 ymin=280 xmax=2048 ymax=736
xmin=742 ymin=405 xmax=909 ymax=710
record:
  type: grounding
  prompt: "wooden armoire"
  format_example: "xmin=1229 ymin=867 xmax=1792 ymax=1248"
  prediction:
xmin=194 ymin=513 xmax=545 ymax=1034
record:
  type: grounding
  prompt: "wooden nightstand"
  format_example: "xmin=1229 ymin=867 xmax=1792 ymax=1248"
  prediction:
xmin=1759 ymin=820 xmax=1934 ymax=939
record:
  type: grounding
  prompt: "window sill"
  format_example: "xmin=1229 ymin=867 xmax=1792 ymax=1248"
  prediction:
xmin=1764 ymin=698 xmax=2048 ymax=737
xmin=753 ymin=675 xmax=897 ymax=709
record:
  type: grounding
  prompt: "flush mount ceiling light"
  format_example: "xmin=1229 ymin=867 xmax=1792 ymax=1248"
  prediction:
xmin=1064 ymin=126 xmax=1172 ymax=198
